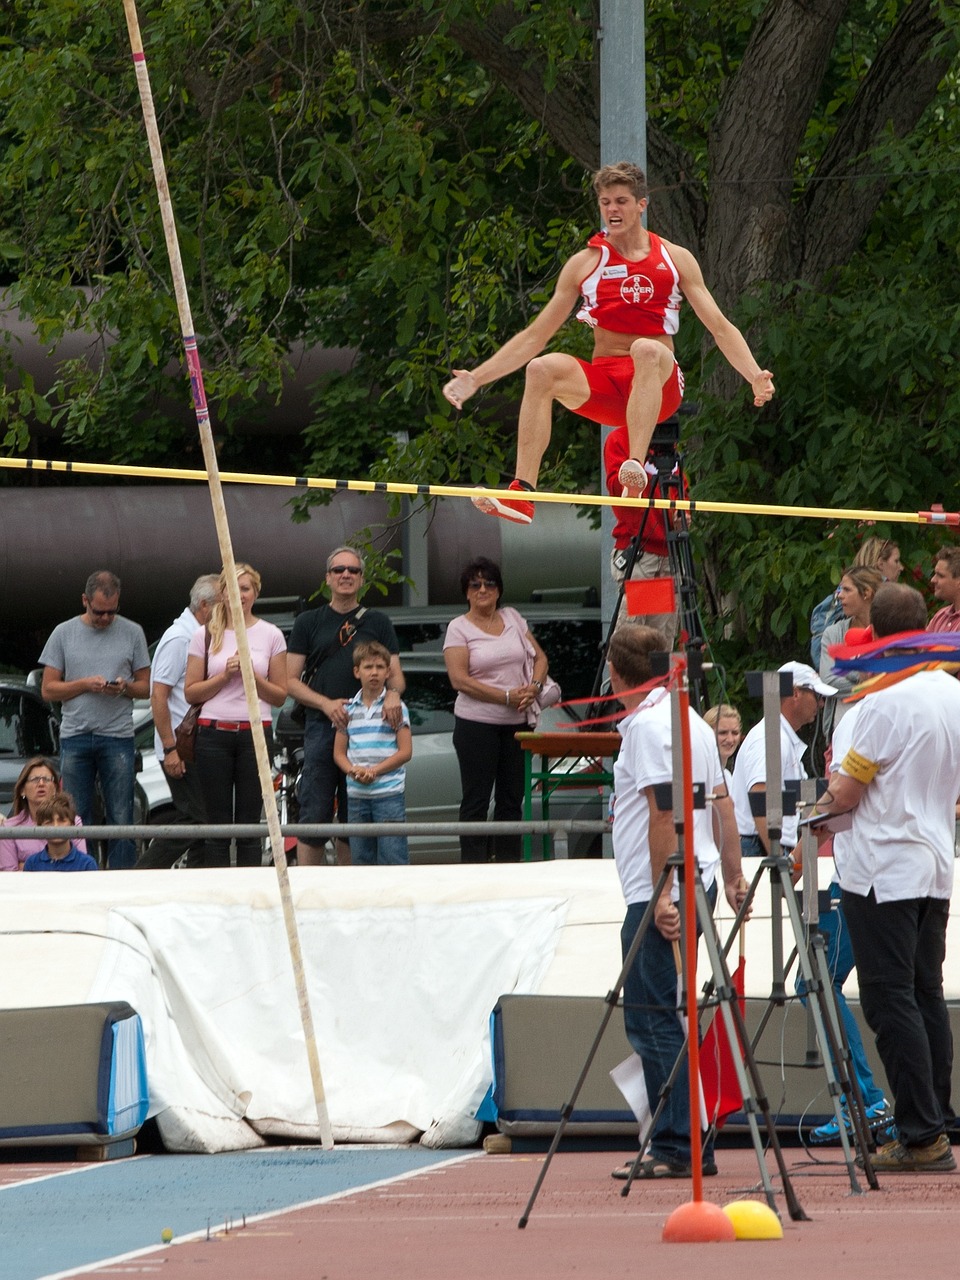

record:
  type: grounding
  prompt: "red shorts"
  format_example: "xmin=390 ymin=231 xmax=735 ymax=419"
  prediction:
xmin=572 ymin=355 xmax=684 ymax=427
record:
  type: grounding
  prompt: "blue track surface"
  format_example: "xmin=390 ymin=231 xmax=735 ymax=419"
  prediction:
xmin=1 ymin=1147 xmax=469 ymax=1280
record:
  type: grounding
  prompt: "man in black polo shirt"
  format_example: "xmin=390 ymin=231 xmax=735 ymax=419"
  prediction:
xmin=288 ymin=546 xmax=405 ymax=865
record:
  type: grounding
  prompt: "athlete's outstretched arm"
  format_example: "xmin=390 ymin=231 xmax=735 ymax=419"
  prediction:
xmin=667 ymin=241 xmax=774 ymax=407
xmin=442 ymin=249 xmax=595 ymax=409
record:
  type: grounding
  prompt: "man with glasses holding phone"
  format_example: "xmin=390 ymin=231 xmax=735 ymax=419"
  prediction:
xmin=39 ymin=570 xmax=150 ymax=870
xmin=288 ymin=547 xmax=405 ymax=865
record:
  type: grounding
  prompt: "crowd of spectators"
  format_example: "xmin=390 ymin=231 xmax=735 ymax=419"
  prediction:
xmin=3 ymin=537 xmax=958 ymax=887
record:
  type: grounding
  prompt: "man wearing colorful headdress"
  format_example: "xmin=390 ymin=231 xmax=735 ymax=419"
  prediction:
xmin=814 ymin=582 xmax=960 ymax=1173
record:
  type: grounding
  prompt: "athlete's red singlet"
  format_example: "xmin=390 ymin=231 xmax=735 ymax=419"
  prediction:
xmin=575 ymin=231 xmax=682 ymax=336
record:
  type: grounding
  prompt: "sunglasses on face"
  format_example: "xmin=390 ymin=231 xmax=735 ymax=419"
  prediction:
xmin=328 ymin=564 xmax=361 ymax=576
xmin=89 ymin=608 xmax=118 ymax=618
xmin=468 ymin=579 xmax=498 ymax=591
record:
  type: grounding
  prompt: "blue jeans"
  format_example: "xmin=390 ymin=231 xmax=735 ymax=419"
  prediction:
xmin=795 ymin=883 xmax=886 ymax=1110
xmin=348 ymin=790 xmax=409 ymax=866
xmin=298 ymin=717 xmax=348 ymax=847
xmin=60 ymin=733 xmax=136 ymax=870
xmin=740 ymin=833 xmax=764 ymax=858
xmin=621 ymin=881 xmax=717 ymax=1166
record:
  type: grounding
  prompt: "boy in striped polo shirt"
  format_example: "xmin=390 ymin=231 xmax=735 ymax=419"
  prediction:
xmin=334 ymin=642 xmax=412 ymax=865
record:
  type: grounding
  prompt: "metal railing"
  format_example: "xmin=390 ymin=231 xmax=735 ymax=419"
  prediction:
xmin=11 ymin=820 xmax=610 ymax=860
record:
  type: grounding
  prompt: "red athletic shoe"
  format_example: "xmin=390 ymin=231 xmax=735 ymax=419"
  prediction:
xmin=471 ymin=480 xmax=535 ymax=525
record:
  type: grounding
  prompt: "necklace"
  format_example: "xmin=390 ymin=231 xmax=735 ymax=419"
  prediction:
xmin=467 ymin=609 xmax=504 ymax=635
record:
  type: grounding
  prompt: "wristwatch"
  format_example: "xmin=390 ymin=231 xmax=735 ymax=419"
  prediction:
xmin=532 ymin=679 xmax=544 ymax=692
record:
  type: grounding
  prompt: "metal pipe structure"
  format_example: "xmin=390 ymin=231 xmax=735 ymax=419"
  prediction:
xmin=0 ymin=481 xmax=600 ymax=633
xmin=10 ymin=821 xmax=609 ymax=841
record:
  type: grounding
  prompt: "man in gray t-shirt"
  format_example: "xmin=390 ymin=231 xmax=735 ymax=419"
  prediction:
xmin=40 ymin=570 xmax=150 ymax=869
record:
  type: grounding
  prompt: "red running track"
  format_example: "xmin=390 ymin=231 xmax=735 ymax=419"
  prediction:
xmin=37 ymin=1144 xmax=960 ymax=1280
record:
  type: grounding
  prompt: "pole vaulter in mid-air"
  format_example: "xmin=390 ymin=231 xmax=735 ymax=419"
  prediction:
xmin=442 ymin=161 xmax=775 ymax=525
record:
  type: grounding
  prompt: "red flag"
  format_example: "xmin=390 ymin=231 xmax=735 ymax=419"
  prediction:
xmin=700 ymin=945 xmax=746 ymax=1129
xmin=624 ymin=576 xmax=675 ymax=616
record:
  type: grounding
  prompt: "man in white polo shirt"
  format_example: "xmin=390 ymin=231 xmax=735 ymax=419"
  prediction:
xmin=607 ymin=624 xmax=744 ymax=1179
xmin=147 ymin=574 xmax=219 ymax=867
xmin=732 ymin=661 xmax=838 ymax=858
xmin=813 ymin=583 xmax=960 ymax=1173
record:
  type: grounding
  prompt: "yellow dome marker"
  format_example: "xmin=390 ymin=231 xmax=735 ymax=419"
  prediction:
xmin=722 ymin=1199 xmax=784 ymax=1240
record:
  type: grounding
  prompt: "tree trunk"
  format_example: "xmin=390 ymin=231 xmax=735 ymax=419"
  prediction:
xmin=703 ymin=0 xmax=851 ymax=309
xmin=797 ymin=0 xmax=957 ymax=288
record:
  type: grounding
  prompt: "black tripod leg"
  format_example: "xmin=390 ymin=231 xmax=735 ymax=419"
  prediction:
xmin=806 ymin=929 xmax=879 ymax=1186
xmin=665 ymin=522 xmax=709 ymax=710
xmin=771 ymin=861 xmax=871 ymax=1190
xmin=517 ymin=860 xmax=673 ymax=1229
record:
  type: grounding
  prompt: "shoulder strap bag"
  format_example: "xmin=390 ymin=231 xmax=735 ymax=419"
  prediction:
xmin=290 ymin=607 xmax=367 ymax=725
xmin=174 ymin=626 xmax=210 ymax=763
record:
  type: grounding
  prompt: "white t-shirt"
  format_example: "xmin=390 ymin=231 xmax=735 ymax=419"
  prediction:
xmin=731 ymin=713 xmax=808 ymax=847
xmin=612 ymin=688 xmax=724 ymax=905
xmin=833 ymin=671 xmax=960 ymax=902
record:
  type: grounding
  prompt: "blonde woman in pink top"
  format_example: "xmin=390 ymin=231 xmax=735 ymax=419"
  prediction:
xmin=184 ymin=563 xmax=287 ymax=867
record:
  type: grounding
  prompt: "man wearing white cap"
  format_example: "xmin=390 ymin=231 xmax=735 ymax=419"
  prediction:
xmin=731 ymin=661 xmax=838 ymax=858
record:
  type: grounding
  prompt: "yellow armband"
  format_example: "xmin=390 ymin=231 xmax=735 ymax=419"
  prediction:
xmin=840 ymin=748 xmax=880 ymax=785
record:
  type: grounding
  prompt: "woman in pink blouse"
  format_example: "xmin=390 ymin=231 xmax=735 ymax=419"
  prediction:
xmin=184 ymin=563 xmax=287 ymax=867
xmin=1 ymin=757 xmax=88 ymax=870
xmin=443 ymin=557 xmax=549 ymax=862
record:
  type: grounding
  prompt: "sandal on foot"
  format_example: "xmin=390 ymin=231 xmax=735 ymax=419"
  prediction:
xmin=636 ymin=1155 xmax=692 ymax=1179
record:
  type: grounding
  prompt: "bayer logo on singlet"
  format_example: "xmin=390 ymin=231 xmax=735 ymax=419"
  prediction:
xmin=621 ymin=274 xmax=654 ymax=305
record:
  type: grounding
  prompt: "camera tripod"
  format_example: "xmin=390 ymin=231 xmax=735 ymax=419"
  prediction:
xmin=518 ymin=668 xmax=878 ymax=1229
xmin=590 ymin=417 xmax=709 ymax=714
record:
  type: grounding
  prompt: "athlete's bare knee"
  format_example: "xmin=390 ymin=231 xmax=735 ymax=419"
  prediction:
xmin=629 ymin=339 xmax=666 ymax=374
xmin=524 ymin=354 xmax=567 ymax=396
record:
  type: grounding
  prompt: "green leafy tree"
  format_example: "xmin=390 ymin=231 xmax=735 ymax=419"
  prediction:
xmin=1 ymin=0 xmax=959 ymax=673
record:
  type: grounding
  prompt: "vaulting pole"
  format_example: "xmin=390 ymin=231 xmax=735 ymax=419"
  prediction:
xmin=120 ymin=0 xmax=333 ymax=1148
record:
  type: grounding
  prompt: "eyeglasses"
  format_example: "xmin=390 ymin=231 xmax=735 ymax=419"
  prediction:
xmin=89 ymin=607 xmax=118 ymax=618
xmin=467 ymin=579 xmax=498 ymax=591
xmin=328 ymin=565 xmax=361 ymax=576
xmin=26 ymin=775 xmax=55 ymax=785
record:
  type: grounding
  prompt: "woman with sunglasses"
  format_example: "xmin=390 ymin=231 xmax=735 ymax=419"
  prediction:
xmin=0 ymin=757 xmax=89 ymax=870
xmin=444 ymin=557 xmax=550 ymax=862
xmin=184 ymin=563 xmax=287 ymax=868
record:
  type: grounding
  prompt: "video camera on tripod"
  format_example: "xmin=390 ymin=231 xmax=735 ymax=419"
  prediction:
xmin=591 ymin=413 xmax=708 ymax=711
